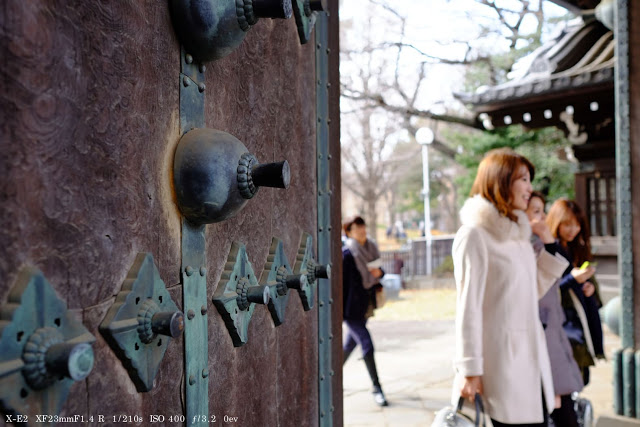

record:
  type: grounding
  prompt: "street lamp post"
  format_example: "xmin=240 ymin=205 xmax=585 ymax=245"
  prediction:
xmin=416 ymin=127 xmax=434 ymax=276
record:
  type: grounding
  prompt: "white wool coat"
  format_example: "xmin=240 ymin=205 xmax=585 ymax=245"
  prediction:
xmin=451 ymin=196 xmax=569 ymax=424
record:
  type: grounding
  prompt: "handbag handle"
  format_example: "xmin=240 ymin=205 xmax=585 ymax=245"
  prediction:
xmin=456 ymin=394 xmax=486 ymax=427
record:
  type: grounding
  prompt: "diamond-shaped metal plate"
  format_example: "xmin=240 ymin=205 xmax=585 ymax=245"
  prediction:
xmin=99 ymin=253 xmax=181 ymax=392
xmin=294 ymin=232 xmax=316 ymax=311
xmin=0 ymin=267 xmax=96 ymax=419
xmin=212 ymin=242 xmax=261 ymax=347
xmin=260 ymin=238 xmax=293 ymax=326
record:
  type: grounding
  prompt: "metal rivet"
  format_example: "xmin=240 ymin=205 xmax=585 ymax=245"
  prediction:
xmin=329 ymin=298 xmax=334 ymax=304
xmin=317 ymin=80 xmax=321 ymax=86
xmin=318 ymin=190 xmax=323 ymax=195
xmin=320 ymin=375 xmax=325 ymax=381
xmin=186 ymin=266 xmax=194 ymax=276
xmin=321 ymin=412 xmax=325 ymax=418
xmin=189 ymin=375 xmax=196 ymax=385
xmin=317 ymin=117 xmax=322 ymax=123
xmin=318 ymin=227 xmax=323 ymax=232
xmin=198 ymin=83 xmax=206 ymax=93
xmin=201 ymin=305 xmax=207 ymax=315
xmin=326 ymin=82 xmax=331 ymax=88
xmin=319 ymin=301 xmax=324 ymax=307
xmin=182 ymin=76 xmax=190 ymax=87
xmin=328 ymin=190 xmax=333 ymax=196
xmin=330 ymin=370 xmax=335 ymax=376
xmin=318 ymin=154 xmax=322 ymax=159
xmin=329 ymin=334 xmax=333 ymax=340
xmin=327 ymin=154 xmax=332 ymax=159
xmin=199 ymin=64 xmax=206 ymax=73
xmin=331 ymin=406 xmax=335 ymax=412
xmin=326 ymin=48 xmax=331 ymax=54
xmin=185 ymin=54 xmax=193 ymax=64
xmin=319 ymin=338 xmax=324 ymax=344
xmin=327 ymin=118 xmax=331 ymax=124
xmin=328 ymin=226 xmax=332 ymax=231
xmin=202 ymin=369 xmax=209 ymax=378
xmin=200 ymin=267 xmax=207 ymax=277
xmin=316 ymin=43 xmax=321 ymax=49
xmin=187 ymin=309 xmax=195 ymax=320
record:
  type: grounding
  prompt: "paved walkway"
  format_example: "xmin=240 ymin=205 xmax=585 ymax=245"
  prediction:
xmin=343 ymin=290 xmax=621 ymax=426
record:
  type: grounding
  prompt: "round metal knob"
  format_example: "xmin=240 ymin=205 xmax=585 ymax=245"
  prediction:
xmin=252 ymin=0 xmax=293 ymax=19
xmin=152 ymin=311 xmax=185 ymax=338
xmin=237 ymin=278 xmax=271 ymax=311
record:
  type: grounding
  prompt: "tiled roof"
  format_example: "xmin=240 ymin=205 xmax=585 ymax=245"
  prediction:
xmin=456 ymin=19 xmax=613 ymax=108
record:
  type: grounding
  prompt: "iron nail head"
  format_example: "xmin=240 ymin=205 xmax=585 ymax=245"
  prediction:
xmin=200 ymin=267 xmax=207 ymax=277
xmin=189 ymin=375 xmax=196 ymax=385
xmin=202 ymin=369 xmax=209 ymax=378
xmin=182 ymin=76 xmax=190 ymax=87
xmin=186 ymin=265 xmax=194 ymax=276
xmin=201 ymin=305 xmax=207 ymax=315
xmin=185 ymin=53 xmax=193 ymax=64
xmin=198 ymin=83 xmax=206 ymax=93
xmin=187 ymin=309 xmax=195 ymax=320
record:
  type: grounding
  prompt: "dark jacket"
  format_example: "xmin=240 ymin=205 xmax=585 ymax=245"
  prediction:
xmin=342 ymin=247 xmax=382 ymax=320
xmin=555 ymin=243 xmax=604 ymax=366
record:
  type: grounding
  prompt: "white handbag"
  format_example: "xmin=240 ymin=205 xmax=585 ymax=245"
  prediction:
xmin=431 ymin=395 xmax=486 ymax=427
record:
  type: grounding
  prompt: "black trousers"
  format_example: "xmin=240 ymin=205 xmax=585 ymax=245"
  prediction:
xmin=550 ymin=394 xmax=579 ymax=427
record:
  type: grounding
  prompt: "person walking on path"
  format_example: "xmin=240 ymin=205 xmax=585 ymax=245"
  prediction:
xmin=342 ymin=215 xmax=388 ymax=407
xmin=546 ymin=199 xmax=605 ymax=386
xmin=527 ymin=192 xmax=584 ymax=427
xmin=452 ymin=148 xmax=569 ymax=426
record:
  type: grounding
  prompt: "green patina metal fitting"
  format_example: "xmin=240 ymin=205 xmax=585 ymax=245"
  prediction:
xmin=260 ymin=238 xmax=296 ymax=326
xmin=294 ymin=233 xmax=316 ymax=311
xmin=0 ymin=267 xmax=96 ymax=421
xmin=292 ymin=0 xmax=321 ymax=44
xmin=213 ymin=242 xmax=268 ymax=347
xmin=99 ymin=253 xmax=184 ymax=392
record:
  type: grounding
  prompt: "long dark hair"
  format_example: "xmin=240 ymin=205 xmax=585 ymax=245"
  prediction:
xmin=546 ymin=198 xmax=592 ymax=266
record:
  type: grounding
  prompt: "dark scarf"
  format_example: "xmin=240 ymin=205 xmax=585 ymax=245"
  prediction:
xmin=345 ymin=237 xmax=380 ymax=290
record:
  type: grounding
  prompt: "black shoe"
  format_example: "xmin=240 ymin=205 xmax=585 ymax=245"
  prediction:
xmin=372 ymin=386 xmax=388 ymax=407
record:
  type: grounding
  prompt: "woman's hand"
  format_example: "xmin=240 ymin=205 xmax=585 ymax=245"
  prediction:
xmin=555 ymin=395 xmax=562 ymax=409
xmin=460 ymin=376 xmax=483 ymax=401
xmin=530 ymin=219 xmax=555 ymax=244
xmin=571 ymin=266 xmax=595 ymax=284
xmin=369 ymin=268 xmax=383 ymax=279
xmin=582 ymin=281 xmax=595 ymax=297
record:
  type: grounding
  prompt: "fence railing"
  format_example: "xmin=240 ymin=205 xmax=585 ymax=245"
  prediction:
xmin=380 ymin=235 xmax=455 ymax=278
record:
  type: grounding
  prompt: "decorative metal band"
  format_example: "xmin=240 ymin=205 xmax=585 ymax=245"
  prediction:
xmin=236 ymin=277 xmax=251 ymax=311
xmin=237 ymin=152 xmax=259 ymax=199
xmin=137 ymin=299 xmax=159 ymax=344
xmin=615 ymin=0 xmax=634 ymax=350
xmin=23 ymin=327 xmax=64 ymax=390
xmin=315 ymin=11 xmax=333 ymax=425
xmin=276 ymin=266 xmax=288 ymax=296
xmin=236 ymin=0 xmax=257 ymax=32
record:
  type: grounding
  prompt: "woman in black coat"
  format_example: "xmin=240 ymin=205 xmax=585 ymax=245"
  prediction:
xmin=342 ymin=215 xmax=387 ymax=406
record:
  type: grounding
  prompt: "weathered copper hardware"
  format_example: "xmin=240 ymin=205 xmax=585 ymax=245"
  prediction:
xmin=260 ymin=238 xmax=305 ymax=326
xmin=213 ymin=242 xmax=270 ymax=347
xmin=292 ymin=0 xmax=326 ymax=44
xmin=294 ymin=232 xmax=330 ymax=311
xmin=0 ymin=267 xmax=96 ymax=419
xmin=173 ymin=128 xmax=290 ymax=224
xmin=169 ymin=0 xmax=293 ymax=63
xmin=100 ymin=253 xmax=184 ymax=392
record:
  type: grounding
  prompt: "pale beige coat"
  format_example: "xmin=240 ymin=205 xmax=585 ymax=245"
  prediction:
xmin=451 ymin=196 xmax=569 ymax=424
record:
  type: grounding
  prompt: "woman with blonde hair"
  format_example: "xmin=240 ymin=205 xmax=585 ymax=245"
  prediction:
xmin=452 ymin=148 xmax=569 ymax=426
xmin=546 ymin=199 xmax=604 ymax=386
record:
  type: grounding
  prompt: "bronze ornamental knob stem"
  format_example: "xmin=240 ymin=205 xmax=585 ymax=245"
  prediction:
xmin=45 ymin=342 xmax=95 ymax=382
xmin=285 ymin=274 xmax=307 ymax=290
xmin=314 ymin=264 xmax=330 ymax=279
xmin=151 ymin=311 xmax=185 ymax=338
xmin=247 ymin=285 xmax=271 ymax=305
xmin=252 ymin=0 xmax=293 ymax=19
xmin=251 ymin=160 xmax=291 ymax=189
xmin=309 ymin=0 xmax=327 ymax=11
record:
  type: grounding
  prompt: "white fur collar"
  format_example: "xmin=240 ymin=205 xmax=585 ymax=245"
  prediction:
xmin=459 ymin=195 xmax=531 ymax=242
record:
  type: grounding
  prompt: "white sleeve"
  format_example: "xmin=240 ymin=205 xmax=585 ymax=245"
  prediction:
xmin=452 ymin=226 xmax=488 ymax=377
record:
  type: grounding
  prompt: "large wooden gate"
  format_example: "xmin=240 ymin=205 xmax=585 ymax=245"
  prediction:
xmin=0 ymin=1 xmax=341 ymax=425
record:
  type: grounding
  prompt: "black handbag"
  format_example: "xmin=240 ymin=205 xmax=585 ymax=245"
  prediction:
xmin=431 ymin=394 xmax=487 ymax=427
